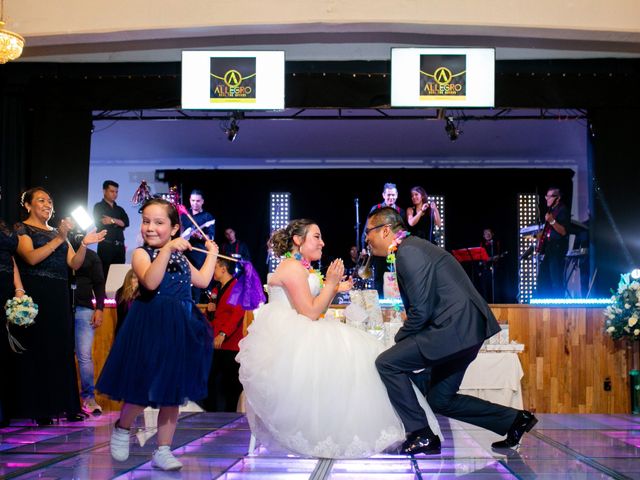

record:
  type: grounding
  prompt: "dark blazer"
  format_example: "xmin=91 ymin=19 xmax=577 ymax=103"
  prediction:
xmin=394 ymin=235 xmax=500 ymax=360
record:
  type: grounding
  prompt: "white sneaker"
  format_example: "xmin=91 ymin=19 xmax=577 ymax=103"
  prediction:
xmin=82 ymin=398 xmax=103 ymax=416
xmin=151 ymin=446 xmax=183 ymax=471
xmin=110 ymin=422 xmax=130 ymax=461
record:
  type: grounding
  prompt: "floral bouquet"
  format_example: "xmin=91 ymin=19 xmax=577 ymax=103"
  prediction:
xmin=4 ymin=295 xmax=38 ymax=352
xmin=604 ymin=273 xmax=640 ymax=341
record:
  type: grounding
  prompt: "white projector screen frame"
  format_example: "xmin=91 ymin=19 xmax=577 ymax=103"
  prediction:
xmin=391 ymin=48 xmax=495 ymax=108
xmin=181 ymin=50 xmax=285 ymax=110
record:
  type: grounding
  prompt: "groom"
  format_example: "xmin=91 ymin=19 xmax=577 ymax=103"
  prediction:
xmin=366 ymin=207 xmax=537 ymax=455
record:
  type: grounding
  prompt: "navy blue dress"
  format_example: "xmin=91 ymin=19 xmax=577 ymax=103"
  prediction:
xmin=0 ymin=225 xmax=17 ymax=318
xmin=0 ymin=224 xmax=18 ymax=422
xmin=97 ymin=246 xmax=213 ymax=407
xmin=11 ymin=223 xmax=80 ymax=419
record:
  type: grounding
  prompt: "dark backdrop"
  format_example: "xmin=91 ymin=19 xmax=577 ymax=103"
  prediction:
xmin=2 ymin=59 xmax=639 ymax=298
xmin=165 ymin=168 xmax=574 ymax=301
xmin=589 ymin=108 xmax=640 ymax=295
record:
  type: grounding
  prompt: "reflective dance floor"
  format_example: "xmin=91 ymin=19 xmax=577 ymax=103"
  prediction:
xmin=1 ymin=412 xmax=640 ymax=479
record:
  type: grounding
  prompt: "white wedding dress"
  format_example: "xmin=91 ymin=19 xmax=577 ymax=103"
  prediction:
xmin=236 ymin=273 xmax=441 ymax=458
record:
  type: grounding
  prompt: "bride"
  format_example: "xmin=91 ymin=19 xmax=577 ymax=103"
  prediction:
xmin=236 ymin=219 xmax=440 ymax=458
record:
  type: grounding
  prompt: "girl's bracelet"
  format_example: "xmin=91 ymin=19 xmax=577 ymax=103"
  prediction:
xmin=15 ymin=288 xmax=25 ymax=294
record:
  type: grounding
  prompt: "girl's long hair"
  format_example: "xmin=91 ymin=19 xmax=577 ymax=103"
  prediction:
xmin=117 ymin=269 xmax=139 ymax=304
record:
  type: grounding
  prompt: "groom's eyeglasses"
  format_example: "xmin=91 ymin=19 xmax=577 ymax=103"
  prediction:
xmin=365 ymin=223 xmax=391 ymax=235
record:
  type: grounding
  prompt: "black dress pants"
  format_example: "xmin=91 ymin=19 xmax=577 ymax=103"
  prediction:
xmin=203 ymin=349 xmax=242 ymax=412
xmin=376 ymin=338 xmax=518 ymax=435
xmin=97 ymin=242 xmax=126 ymax=280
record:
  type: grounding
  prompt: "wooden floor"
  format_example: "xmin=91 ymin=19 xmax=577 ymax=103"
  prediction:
xmin=93 ymin=304 xmax=632 ymax=414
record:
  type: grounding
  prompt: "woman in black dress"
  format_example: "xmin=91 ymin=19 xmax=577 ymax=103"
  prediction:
xmin=406 ymin=186 xmax=441 ymax=244
xmin=11 ymin=187 xmax=106 ymax=425
xmin=0 ymin=215 xmax=25 ymax=427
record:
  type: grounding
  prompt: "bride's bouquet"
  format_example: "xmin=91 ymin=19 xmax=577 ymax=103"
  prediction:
xmin=4 ymin=295 xmax=38 ymax=352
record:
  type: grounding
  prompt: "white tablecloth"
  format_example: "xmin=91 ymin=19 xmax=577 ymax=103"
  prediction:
xmin=332 ymin=309 xmax=525 ymax=409
xmin=459 ymin=352 xmax=524 ymax=409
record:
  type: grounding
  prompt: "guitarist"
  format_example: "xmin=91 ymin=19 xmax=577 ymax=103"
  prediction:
xmin=180 ymin=189 xmax=216 ymax=302
xmin=536 ymin=187 xmax=569 ymax=297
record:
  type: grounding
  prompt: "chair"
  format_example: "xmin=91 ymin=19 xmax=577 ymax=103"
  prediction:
xmin=105 ymin=263 xmax=131 ymax=298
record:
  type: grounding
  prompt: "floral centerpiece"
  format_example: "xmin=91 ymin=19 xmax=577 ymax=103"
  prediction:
xmin=604 ymin=273 xmax=640 ymax=341
xmin=4 ymin=295 xmax=38 ymax=353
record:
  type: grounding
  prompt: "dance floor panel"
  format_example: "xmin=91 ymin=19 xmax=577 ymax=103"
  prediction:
xmin=1 ymin=412 xmax=639 ymax=479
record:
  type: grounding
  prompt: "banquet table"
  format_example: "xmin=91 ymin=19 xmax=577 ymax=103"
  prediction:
xmin=329 ymin=305 xmax=525 ymax=410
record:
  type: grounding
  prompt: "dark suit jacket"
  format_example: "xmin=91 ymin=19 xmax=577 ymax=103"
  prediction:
xmin=394 ymin=235 xmax=501 ymax=361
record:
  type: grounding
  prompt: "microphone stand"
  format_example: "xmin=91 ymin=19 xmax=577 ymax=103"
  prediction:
xmin=429 ymin=206 xmax=434 ymax=244
xmin=354 ymin=197 xmax=360 ymax=253
xmin=489 ymin=241 xmax=496 ymax=304
xmin=465 ymin=247 xmax=476 ymax=284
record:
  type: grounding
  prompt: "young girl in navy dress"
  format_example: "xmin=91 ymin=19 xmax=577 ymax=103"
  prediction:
xmin=97 ymin=198 xmax=218 ymax=471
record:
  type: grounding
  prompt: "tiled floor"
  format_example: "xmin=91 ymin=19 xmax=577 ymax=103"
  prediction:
xmin=1 ymin=412 xmax=640 ymax=479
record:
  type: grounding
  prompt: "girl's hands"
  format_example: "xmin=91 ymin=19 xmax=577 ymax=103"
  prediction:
xmin=165 ymin=237 xmax=193 ymax=253
xmin=205 ymin=240 xmax=219 ymax=256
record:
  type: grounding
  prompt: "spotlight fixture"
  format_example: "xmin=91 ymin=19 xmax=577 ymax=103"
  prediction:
xmin=225 ymin=119 xmax=239 ymax=142
xmin=220 ymin=112 xmax=243 ymax=142
xmin=444 ymin=116 xmax=461 ymax=141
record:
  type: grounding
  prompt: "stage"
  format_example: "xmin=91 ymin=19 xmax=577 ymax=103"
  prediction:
xmin=1 ymin=411 xmax=639 ymax=479
xmin=91 ymin=304 xmax=631 ymax=415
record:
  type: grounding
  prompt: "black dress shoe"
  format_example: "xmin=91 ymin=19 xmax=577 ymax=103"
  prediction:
xmin=35 ymin=417 xmax=54 ymax=426
xmin=65 ymin=413 xmax=87 ymax=422
xmin=400 ymin=433 xmax=441 ymax=455
xmin=491 ymin=410 xmax=538 ymax=449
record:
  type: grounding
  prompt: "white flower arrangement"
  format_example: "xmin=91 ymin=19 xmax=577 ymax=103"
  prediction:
xmin=5 ymin=295 xmax=38 ymax=327
xmin=4 ymin=295 xmax=38 ymax=353
xmin=604 ymin=273 xmax=640 ymax=341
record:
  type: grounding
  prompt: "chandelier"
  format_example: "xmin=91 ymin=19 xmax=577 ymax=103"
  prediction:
xmin=0 ymin=0 xmax=24 ymax=64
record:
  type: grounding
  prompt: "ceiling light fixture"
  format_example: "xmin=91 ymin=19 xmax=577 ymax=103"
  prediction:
xmin=220 ymin=112 xmax=243 ymax=142
xmin=444 ymin=116 xmax=461 ymax=142
xmin=0 ymin=0 xmax=24 ymax=64
xmin=225 ymin=118 xmax=239 ymax=142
